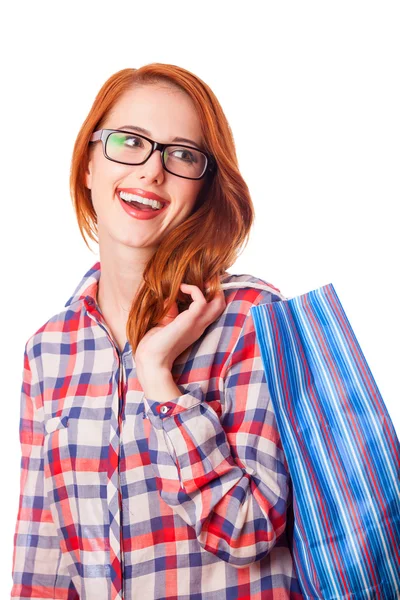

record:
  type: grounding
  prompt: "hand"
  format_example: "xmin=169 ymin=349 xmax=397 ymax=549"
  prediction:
xmin=134 ymin=283 xmax=227 ymax=373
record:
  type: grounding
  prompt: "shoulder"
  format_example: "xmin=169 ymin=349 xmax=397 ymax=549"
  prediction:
xmin=215 ymin=272 xmax=286 ymax=337
xmin=220 ymin=272 xmax=286 ymax=308
xmin=24 ymin=301 xmax=84 ymax=364
xmin=215 ymin=274 xmax=285 ymax=374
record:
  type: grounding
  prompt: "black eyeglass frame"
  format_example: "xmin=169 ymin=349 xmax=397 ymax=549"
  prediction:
xmin=89 ymin=128 xmax=217 ymax=180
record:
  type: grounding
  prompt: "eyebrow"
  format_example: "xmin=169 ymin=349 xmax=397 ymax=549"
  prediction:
xmin=118 ymin=125 xmax=202 ymax=149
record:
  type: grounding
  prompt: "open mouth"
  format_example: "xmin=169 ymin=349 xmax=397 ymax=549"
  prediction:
xmin=117 ymin=191 xmax=170 ymax=220
xmin=118 ymin=190 xmax=167 ymax=212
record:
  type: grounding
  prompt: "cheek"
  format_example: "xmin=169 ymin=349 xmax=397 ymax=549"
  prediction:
xmin=91 ymin=164 xmax=125 ymax=200
xmin=178 ymin=181 xmax=204 ymax=207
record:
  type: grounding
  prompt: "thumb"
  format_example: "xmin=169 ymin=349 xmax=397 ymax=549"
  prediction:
xmin=158 ymin=299 xmax=179 ymax=326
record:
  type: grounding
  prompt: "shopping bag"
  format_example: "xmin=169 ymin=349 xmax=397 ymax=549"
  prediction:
xmin=250 ymin=283 xmax=400 ymax=600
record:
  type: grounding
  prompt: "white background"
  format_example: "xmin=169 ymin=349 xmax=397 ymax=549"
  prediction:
xmin=2 ymin=1 xmax=399 ymax=594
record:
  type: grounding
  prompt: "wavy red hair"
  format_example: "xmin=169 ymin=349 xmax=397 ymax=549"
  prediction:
xmin=69 ymin=64 xmax=255 ymax=354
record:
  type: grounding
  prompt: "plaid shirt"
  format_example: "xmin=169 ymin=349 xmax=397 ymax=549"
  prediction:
xmin=11 ymin=261 xmax=303 ymax=600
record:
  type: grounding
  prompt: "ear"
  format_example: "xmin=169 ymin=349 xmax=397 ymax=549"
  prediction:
xmin=85 ymin=157 xmax=93 ymax=190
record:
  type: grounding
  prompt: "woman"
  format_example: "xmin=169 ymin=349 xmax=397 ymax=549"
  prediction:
xmin=11 ymin=64 xmax=302 ymax=599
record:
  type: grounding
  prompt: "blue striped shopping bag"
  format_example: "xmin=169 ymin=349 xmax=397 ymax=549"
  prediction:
xmin=250 ymin=283 xmax=400 ymax=600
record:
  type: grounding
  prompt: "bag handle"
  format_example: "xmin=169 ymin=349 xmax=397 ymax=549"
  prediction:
xmin=218 ymin=280 xmax=288 ymax=301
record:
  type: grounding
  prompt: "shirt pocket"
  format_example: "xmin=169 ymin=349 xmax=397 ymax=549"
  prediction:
xmin=43 ymin=416 xmax=73 ymax=503
xmin=43 ymin=414 xmax=73 ymax=485
xmin=45 ymin=414 xmax=70 ymax=434
xmin=43 ymin=414 xmax=80 ymax=531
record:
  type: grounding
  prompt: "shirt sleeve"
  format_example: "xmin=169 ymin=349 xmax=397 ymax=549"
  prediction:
xmin=142 ymin=289 xmax=291 ymax=568
xmin=11 ymin=342 xmax=79 ymax=600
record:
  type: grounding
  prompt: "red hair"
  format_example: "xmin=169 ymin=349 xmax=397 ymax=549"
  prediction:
xmin=69 ymin=64 xmax=255 ymax=354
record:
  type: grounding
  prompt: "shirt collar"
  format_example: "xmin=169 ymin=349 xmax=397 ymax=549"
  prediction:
xmin=64 ymin=261 xmax=101 ymax=308
xmin=64 ymin=262 xmax=233 ymax=310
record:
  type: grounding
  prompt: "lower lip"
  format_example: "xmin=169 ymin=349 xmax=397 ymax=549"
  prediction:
xmin=117 ymin=194 xmax=169 ymax=220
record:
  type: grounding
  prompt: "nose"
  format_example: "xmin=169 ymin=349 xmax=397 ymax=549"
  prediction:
xmin=139 ymin=148 xmax=165 ymax=181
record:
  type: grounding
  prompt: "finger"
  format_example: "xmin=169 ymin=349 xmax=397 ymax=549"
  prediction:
xmin=180 ymin=283 xmax=225 ymax=306
xmin=158 ymin=300 xmax=179 ymax=325
xmin=180 ymin=282 xmax=222 ymax=299
xmin=158 ymin=316 xmax=174 ymax=326
xmin=163 ymin=299 xmax=179 ymax=318
xmin=180 ymin=283 xmax=226 ymax=323
xmin=209 ymin=291 xmax=227 ymax=316
xmin=180 ymin=283 xmax=208 ymax=306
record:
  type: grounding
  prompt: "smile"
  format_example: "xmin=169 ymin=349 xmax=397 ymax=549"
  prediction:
xmin=119 ymin=190 xmax=165 ymax=210
xmin=117 ymin=192 xmax=170 ymax=221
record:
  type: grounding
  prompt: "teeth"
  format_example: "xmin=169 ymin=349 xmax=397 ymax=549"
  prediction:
xmin=119 ymin=191 xmax=164 ymax=210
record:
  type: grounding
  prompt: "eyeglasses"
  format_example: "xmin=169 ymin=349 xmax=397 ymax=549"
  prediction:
xmin=89 ymin=129 xmax=217 ymax=180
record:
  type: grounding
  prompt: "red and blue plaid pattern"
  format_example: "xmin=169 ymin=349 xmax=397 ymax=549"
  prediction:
xmin=11 ymin=261 xmax=303 ymax=599
xmin=251 ymin=284 xmax=400 ymax=599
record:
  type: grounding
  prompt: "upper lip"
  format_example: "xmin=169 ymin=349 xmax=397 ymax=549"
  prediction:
xmin=117 ymin=188 xmax=169 ymax=204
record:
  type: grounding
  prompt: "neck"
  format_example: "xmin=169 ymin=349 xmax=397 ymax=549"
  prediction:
xmin=96 ymin=242 xmax=154 ymax=321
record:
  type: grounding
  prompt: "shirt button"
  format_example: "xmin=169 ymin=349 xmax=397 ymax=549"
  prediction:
xmin=160 ymin=405 xmax=170 ymax=414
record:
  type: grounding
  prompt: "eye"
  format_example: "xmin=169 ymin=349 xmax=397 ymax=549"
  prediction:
xmin=171 ymin=148 xmax=198 ymax=163
xmin=124 ymin=135 xmax=145 ymax=148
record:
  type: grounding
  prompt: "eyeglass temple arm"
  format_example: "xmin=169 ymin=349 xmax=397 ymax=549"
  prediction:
xmin=89 ymin=130 xmax=102 ymax=142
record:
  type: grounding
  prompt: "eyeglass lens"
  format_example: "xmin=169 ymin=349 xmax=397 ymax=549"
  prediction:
xmin=106 ymin=132 xmax=207 ymax=178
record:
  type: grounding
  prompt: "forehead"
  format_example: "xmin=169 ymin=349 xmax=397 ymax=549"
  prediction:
xmin=104 ymin=84 xmax=203 ymax=143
